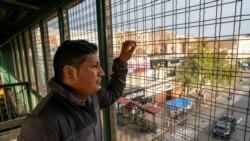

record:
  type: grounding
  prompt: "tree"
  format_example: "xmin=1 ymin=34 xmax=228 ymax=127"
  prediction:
xmin=176 ymin=46 xmax=238 ymax=98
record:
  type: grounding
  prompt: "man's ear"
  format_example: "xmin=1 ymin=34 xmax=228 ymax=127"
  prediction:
xmin=63 ymin=65 xmax=78 ymax=80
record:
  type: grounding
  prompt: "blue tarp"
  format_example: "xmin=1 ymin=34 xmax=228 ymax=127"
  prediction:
xmin=165 ymin=97 xmax=192 ymax=110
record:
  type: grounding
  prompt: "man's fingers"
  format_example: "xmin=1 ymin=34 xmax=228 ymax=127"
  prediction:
xmin=129 ymin=41 xmax=136 ymax=53
xmin=119 ymin=40 xmax=137 ymax=62
xmin=129 ymin=41 xmax=136 ymax=47
xmin=123 ymin=40 xmax=136 ymax=52
xmin=122 ymin=40 xmax=131 ymax=48
xmin=128 ymin=44 xmax=136 ymax=54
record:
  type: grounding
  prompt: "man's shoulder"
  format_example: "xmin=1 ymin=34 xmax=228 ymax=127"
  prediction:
xmin=31 ymin=93 xmax=63 ymax=117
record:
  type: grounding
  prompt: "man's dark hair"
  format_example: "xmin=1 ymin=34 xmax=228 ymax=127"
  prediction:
xmin=53 ymin=40 xmax=98 ymax=82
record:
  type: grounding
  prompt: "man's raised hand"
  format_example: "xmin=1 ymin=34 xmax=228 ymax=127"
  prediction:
xmin=119 ymin=40 xmax=136 ymax=63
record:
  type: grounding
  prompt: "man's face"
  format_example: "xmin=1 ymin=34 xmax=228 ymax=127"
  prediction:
xmin=74 ymin=54 xmax=105 ymax=96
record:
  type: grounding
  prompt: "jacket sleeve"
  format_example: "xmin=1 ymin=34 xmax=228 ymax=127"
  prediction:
xmin=17 ymin=116 xmax=59 ymax=141
xmin=97 ymin=57 xmax=128 ymax=109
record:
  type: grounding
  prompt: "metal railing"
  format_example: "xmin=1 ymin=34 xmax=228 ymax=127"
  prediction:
xmin=0 ymin=82 xmax=32 ymax=123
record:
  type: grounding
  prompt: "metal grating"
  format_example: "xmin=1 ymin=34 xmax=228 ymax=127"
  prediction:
xmin=2 ymin=0 xmax=249 ymax=140
xmin=31 ymin=27 xmax=47 ymax=97
xmin=24 ymin=31 xmax=37 ymax=91
xmin=13 ymin=38 xmax=23 ymax=81
xmin=18 ymin=35 xmax=28 ymax=82
xmin=9 ymin=41 xmax=18 ymax=79
xmin=44 ymin=16 xmax=60 ymax=80
xmin=108 ymin=0 xmax=250 ymax=141
xmin=67 ymin=0 xmax=98 ymax=44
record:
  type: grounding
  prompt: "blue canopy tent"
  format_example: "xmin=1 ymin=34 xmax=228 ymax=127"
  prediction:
xmin=164 ymin=97 xmax=193 ymax=110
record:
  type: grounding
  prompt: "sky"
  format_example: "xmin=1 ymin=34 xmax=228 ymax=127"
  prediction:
xmin=110 ymin=0 xmax=250 ymax=38
xmin=66 ymin=0 xmax=250 ymax=39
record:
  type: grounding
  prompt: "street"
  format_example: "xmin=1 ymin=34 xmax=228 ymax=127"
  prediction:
xmin=154 ymin=79 xmax=250 ymax=141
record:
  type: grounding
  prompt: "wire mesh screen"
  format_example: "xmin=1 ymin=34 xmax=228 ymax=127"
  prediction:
xmin=66 ymin=0 xmax=98 ymax=44
xmin=31 ymin=27 xmax=47 ymax=97
xmin=108 ymin=0 xmax=250 ymax=140
xmin=9 ymin=41 xmax=18 ymax=79
xmin=44 ymin=16 xmax=60 ymax=80
xmin=13 ymin=38 xmax=23 ymax=81
xmin=18 ymin=35 xmax=28 ymax=82
xmin=24 ymin=31 xmax=37 ymax=91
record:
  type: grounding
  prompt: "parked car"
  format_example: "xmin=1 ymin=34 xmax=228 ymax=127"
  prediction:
xmin=213 ymin=116 xmax=236 ymax=139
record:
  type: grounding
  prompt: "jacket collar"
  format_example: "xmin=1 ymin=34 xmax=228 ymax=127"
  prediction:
xmin=49 ymin=78 xmax=90 ymax=106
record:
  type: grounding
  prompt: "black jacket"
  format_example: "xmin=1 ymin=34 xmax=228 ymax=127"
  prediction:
xmin=18 ymin=58 xmax=128 ymax=141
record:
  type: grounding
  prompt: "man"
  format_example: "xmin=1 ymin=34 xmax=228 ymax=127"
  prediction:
xmin=18 ymin=40 xmax=136 ymax=141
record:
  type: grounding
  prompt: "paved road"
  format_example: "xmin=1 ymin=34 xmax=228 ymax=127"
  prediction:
xmin=154 ymin=79 xmax=250 ymax=141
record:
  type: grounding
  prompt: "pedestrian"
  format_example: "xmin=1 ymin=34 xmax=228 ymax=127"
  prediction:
xmin=18 ymin=40 xmax=136 ymax=141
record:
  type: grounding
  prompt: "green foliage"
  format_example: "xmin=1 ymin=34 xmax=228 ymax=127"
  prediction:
xmin=176 ymin=46 xmax=239 ymax=89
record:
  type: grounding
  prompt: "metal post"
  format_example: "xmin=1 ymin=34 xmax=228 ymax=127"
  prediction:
xmin=96 ymin=0 xmax=111 ymax=141
xmin=11 ymin=40 xmax=20 ymax=80
xmin=3 ymin=88 xmax=11 ymax=120
xmin=57 ymin=7 xmax=65 ymax=43
xmin=39 ymin=20 xmax=49 ymax=90
xmin=16 ymin=36 xmax=25 ymax=81
xmin=29 ymin=29 xmax=39 ymax=94
xmin=26 ymin=82 xmax=32 ymax=113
